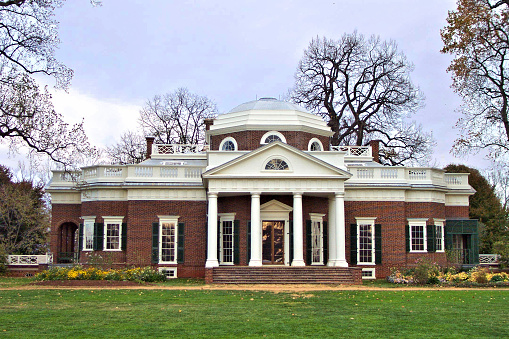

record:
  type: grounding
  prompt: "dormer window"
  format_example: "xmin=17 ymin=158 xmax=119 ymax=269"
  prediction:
xmin=219 ymin=137 xmax=237 ymax=151
xmin=308 ymin=138 xmax=323 ymax=152
xmin=265 ymin=159 xmax=289 ymax=170
xmin=260 ymin=131 xmax=286 ymax=145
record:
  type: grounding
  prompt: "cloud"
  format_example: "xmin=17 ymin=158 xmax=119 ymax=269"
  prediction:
xmin=49 ymin=88 xmax=142 ymax=149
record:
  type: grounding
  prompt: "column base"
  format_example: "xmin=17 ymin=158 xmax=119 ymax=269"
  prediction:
xmin=205 ymin=259 xmax=219 ymax=268
xmin=327 ymin=259 xmax=349 ymax=267
xmin=248 ymin=259 xmax=263 ymax=266
xmin=291 ymin=259 xmax=306 ymax=267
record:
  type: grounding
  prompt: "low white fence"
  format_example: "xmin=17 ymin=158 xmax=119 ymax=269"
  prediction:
xmin=7 ymin=254 xmax=53 ymax=266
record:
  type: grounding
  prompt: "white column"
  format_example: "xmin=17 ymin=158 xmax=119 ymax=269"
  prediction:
xmin=335 ymin=192 xmax=348 ymax=267
xmin=205 ymin=192 xmax=219 ymax=268
xmin=249 ymin=192 xmax=262 ymax=266
xmin=327 ymin=195 xmax=338 ymax=266
xmin=292 ymin=193 xmax=305 ymax=266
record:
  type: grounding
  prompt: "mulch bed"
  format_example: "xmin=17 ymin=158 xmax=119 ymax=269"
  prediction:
xmin=31 ymin=280 xmax=151 ymax=287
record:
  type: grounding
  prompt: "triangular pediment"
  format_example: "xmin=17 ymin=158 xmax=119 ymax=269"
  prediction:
xmin=260 ymin=199 xmax=293 ymax=212
xmin=203 ymin=141 xmax=352 ymax=179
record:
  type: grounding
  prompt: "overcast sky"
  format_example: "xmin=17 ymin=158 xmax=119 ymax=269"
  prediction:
xmin=2 ymin=0 xmax=491 ymax=171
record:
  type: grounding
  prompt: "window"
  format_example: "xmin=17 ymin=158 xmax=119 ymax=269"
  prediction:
xmin=159 ymin=216 xmax=179 ymax=264
xmin=159 ymin=267 xmax=178 ymax=279
xmin=260 ymin=131 xmax=286 ymax=144
xmin=408 ymin=219 xmax=427 ymax=252
xmin=219 ymin=137 xmax=237 ymax=151
xmin=265 ymin=158 xmax=289 ymax=170
xmin=310 ymin=213 xmax=325 ymax=265
xmin=219 ymin=213 xmax=236 ymax=265
xmin=435 ymin=219 xmax=445 ymax=252
xmin=103 ymin=217 xmax=123 ymax=251
xmin=82 ymin=216 xmax=95 ymax=251
xmin=308 ymin=138 xmax=323 ymax=151
xmin=356 ymin=218 xmax=375 ymax=264
xmin=361 ymin=268 xmax=376 ymax=280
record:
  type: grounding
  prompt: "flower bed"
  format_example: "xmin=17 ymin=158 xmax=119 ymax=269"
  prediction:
xmin=388 ymin=259 xmax=509 ymax=286
xmin=35 ymin=266 xmax=166 ymax=282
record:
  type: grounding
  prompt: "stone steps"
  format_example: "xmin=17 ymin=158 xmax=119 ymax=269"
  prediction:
xmin=210 ymin=266 xmax=360 ymax=284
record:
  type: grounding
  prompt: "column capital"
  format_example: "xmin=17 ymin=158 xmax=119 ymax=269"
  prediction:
xmin=335 ymin=192 xmax=345 ymax=198
xmin=293 ymin=192 xmax=303 ymax=197
xmin=250 ymin=192 xmax=261 ymax=197
xmin=208 ymin=192 xmax=218 ymax=198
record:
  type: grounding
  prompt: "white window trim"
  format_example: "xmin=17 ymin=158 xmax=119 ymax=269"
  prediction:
xmin=218 ymin=213 xmax=236 ymax=265
xmin=361 ymin=268 xmax=376 ymax=280
xmin=308 ymin=138 xmax=324 ymax=151
xmin=158 ymin=267 xmax=178 ymax=279
xmin=81 ymin=216 xmax=96 ymax=251
xmin=102 ymin=216 xmax=124 ymax=252
xmin=408 ymin=218 xmax=428 ymax=253
xmin=260 ymin=131 xmax=287 ymax=144
xmin=356 ymin=217 xmax=376 ymax=265
xmin=158 ymin=215 xmax=180 ymax=264
xmin=434 ymin=218 xmax=445 ymax=253
xmin=219 ymin=137 xmax=238 ymax=151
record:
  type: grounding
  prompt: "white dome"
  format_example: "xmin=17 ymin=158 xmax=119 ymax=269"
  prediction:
xmin=209 ymin=98 xmax=333 ymax=136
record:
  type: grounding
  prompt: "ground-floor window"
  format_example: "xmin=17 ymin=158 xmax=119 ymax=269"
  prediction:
xmin=82 ymin=216 xmax=96 ymax=251
xmin=219 ymin=213 xmax=236 ymax=265
xmin=408 ymin=219 xmax=427 ymax=252
xmin=435 ymin=219 xmax=445 ymax=252
xmin=309 ymin=213 xmax=325 ymax=265
xmin=103 ymin=216 xmax=123 ymax=251
xmin=356 ymin=217 xmax=375 ymax=264
xmin=159 ymin=216 xmax=179 ymax=264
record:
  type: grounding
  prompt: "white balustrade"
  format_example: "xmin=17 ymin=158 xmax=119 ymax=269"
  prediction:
xmin=479 ymin=254 xmax=500 ymax=265
xmin=445 ymin=174 xmax=464 ymax=185
xmin=331 ymin=146 xmax=372 ymax=157
xmin=135 ymin=166 xmax=154 ymax=177
xmin=154 ymin=144 xmax=206 ymax=155
xmin=7 ymin=254 xmax=53 ymax=266
xmin=83 ymin=168 xmax=98 ymax=179
xmin=160 ymin=167 xmax=179 ymax=178
xmin=104 ymin=167 xmax=123 ymax=177
xmin=185 ymin=168 xmax=202 ymax=178
xmin=357 ymin=168 xmax=374 ymax=179
xmin=408 ymin=169 xmax=427 ymax=180
xmin=381 ymin=168 xmax=399 ymax=179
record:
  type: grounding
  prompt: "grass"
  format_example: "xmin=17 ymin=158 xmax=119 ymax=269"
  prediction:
xmin=0 ymin=287 xmax=507 ymax=338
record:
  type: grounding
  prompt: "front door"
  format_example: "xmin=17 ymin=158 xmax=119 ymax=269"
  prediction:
xmin=262 ymin=221 xmax=284 ymax=264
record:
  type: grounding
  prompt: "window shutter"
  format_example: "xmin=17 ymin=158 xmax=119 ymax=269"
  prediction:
xmin=427 ymin=224 xmax=435 ymax=252
xmin=375 ymin=224 xmax=382 ymax=265
xmin=289 ymin=221 xmax=293 ymax=264
xmin=177 ymin=222 xmax=185 ymax=264
xmin=306 ymin=220 xmax=312 ymax=265
xmin=217 ymin=221 xmax=221 ymax=264
xmin=93 ymin=223 xmax=104 ymax=251
xmin=247 ymin=221 xmax=251 ymax=263
xmin=152 ymin=222 xmax=159 ymax=263
xmin=323 ymin=221 xmax=328 ymax=265
xmin=350 ymin=224 xmax=357 ymax=265
xmin=78 ymin=223 xmax=83 ymax=252
xmin=444 ymin=221 xmax=453 ymax=251
xmin=234 ymin=220 xmax=240 ymax=265
xmin=121 ymin=223 xmax=127 ymax=251
xmin=405 ymin=225 xmax=410 ymax=252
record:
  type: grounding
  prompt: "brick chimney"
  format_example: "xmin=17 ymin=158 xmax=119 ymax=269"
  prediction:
xmin=146 ymin=136 xmax=155 ymax=159
xmin=369 ymin=140 xmax=381 ymax=163
xmin=204 ymin=119 xmax=214 ymax=131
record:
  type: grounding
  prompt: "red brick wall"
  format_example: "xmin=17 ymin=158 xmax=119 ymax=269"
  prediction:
xmin=210 ymin=130 xmax=330 ymax=151
xmin=445 ymin=205 xmax=469 ymax=219
xmin=50 ymin=204 xmax=82 ymax=262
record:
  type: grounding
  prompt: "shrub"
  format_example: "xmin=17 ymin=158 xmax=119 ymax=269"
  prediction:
xmin=35 ymin=266 xmax=166 ymax=282
xmin=493 ymin=239 xmax=509 ymax=269
xmin=469 ymin=267 xmax=489 ymax=284
xmin=0 ymin=244 xmax=7 ymax=274
xmin=413 ymin=258 xmax=440 ymax=284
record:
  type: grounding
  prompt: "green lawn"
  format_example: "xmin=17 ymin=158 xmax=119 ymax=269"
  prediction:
xmin=0 ymin=288 xmax=507 ymax=338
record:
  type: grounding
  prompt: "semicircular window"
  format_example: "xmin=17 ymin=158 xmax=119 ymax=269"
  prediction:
xmin=264 ymin=134 xmax=282 ymax=143
xmin=221 ymin=140 xmax=235 ymax=151
xmin=310 ymin=141 xmax=322 ymax=151
xmin=265 ymin=159 xmax=289 ymax=170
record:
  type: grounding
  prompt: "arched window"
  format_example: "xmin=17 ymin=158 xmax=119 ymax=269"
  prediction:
xmin=260 ymin=131 xmax=286 ymax=145
xmin=265 ymin=134 xmax=282 ymax=143
xmin=308 ymin=138 xmax=323 ymax=151
xmin=265 ymin=159 xmax=289 ymax=170
xmin=219 ymin=137 xmax=237 ymax=151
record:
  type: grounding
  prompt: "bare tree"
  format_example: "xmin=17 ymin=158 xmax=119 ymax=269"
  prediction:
xmin=106 ymin=131 xmax=146 ymax=165
xmin=441 ymin=0 xmax=509 ymax=159
xmin=290 ymin=33 xmax=433 ymax=166
xmin=0 ymin=0 xmax=99 ymax=170
xmin=139 ymin=88 xmax=217 ymax=145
